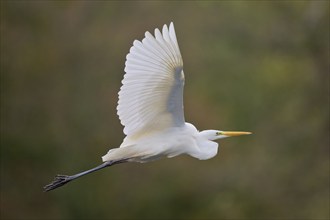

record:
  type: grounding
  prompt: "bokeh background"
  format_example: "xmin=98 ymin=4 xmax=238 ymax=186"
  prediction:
xmin=1 ymin=1 xmax=329 ymax=220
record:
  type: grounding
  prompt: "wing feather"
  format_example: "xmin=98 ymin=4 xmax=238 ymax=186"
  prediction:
xmin=117 ymin=22 xmax=185 ymax=137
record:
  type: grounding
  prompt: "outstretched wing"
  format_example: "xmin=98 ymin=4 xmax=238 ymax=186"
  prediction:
xmin=117 ymin=22 xmax=185 ymax=137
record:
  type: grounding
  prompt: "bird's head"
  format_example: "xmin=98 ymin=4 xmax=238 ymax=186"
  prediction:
xmin=200 ymin=130 xmax=252 ymax=141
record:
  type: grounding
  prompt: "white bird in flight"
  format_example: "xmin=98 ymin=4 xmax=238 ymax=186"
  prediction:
xmin=44 ymin=22 xmax=251 ymax=192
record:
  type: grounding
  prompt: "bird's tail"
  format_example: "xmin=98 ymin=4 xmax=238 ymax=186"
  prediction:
xmin=102 ymin=145 xmax=153 ymax=163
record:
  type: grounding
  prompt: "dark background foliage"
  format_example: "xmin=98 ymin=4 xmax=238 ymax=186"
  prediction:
xmin=1 ymin=1 xmax=329 ymax=219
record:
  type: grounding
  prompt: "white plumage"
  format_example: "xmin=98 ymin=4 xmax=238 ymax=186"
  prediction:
xmin=103 ymin=22 xmax=188 ymax=162
xmin=44 ymin=22 xmax=251 ymax=192
xmin=118 ymin=22 xmax=184 ymax=137
xmin=101 ymin=22 xmax=250 ymax=162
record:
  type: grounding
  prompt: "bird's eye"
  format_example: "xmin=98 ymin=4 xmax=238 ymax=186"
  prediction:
xmin=216 ymin=132 xmax=221 ymax=136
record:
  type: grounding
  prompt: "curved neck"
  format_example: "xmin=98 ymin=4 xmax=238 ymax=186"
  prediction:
xmin=190 ymin=131 xmax=219 ymax=160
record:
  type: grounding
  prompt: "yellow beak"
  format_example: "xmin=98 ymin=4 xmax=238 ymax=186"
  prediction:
xmin=220 ymin=131 xmax=252 ymax=137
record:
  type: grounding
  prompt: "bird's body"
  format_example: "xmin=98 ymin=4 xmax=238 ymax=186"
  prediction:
xmin=102 ymin=122 xmax=217 ymax=163
xmin=44 ymin=22 xmax=251 ymax=192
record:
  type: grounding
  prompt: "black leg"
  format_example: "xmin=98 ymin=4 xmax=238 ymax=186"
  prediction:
xmin=43 ymin=159 xmax=128 ymax=192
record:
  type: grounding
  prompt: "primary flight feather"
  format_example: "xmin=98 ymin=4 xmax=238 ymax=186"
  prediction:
xmin=44 ymin=22 xmax=251 ymax=192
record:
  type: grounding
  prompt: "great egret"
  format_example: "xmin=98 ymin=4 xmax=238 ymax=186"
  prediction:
xmin=44 ymin=22 xmax=251 ymax=192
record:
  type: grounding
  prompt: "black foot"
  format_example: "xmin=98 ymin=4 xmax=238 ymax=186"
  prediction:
xmin=43 ymin=174 xmax=73 ymax=192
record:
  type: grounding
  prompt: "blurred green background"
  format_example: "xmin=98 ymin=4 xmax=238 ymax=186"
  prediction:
xmin=1 ymin=1 xmax=329 ymax=220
